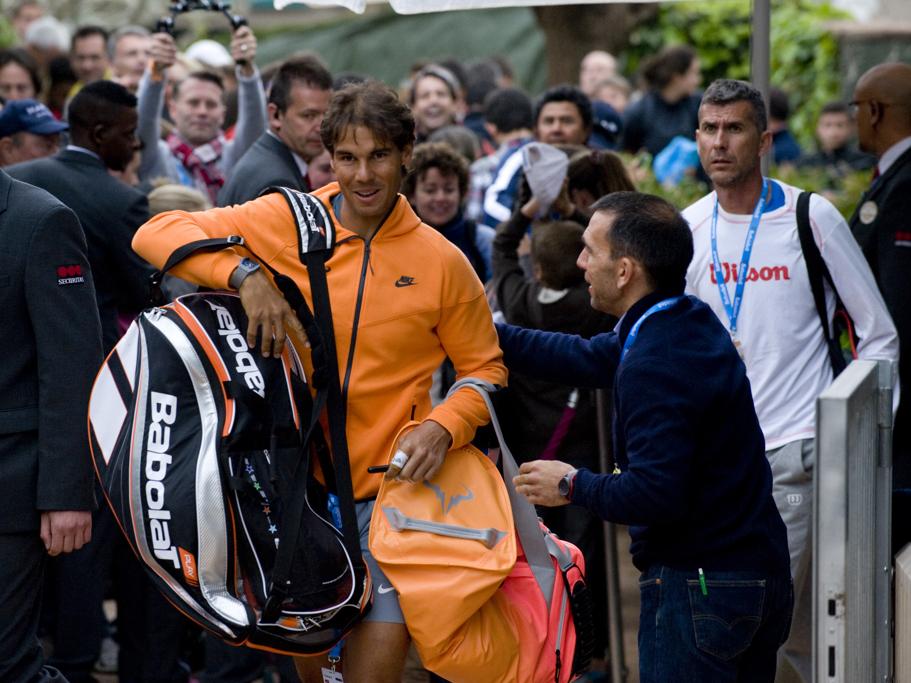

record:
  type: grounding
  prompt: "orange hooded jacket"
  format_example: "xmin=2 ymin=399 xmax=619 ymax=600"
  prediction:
xmin=132 ymin=183 xmax=507 ymax=500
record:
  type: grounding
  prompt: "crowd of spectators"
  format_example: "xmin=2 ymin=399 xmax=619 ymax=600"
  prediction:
xmin=0 ymin=1 xmax=907 ymax=682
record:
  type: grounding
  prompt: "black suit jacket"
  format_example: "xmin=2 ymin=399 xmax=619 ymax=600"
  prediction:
xmin=217 ymin=132 xmax=307 ymax=207
xmin=0 ymin=170 xmax=103 ymax=532
xmin=851 ymin=145 xmax=911 ymax=473
xmin=7 ymin=149 xmax=154 ymax=352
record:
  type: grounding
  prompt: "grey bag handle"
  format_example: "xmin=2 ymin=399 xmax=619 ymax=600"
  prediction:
xmin=445 ymin=378 xmax=556 ymax=603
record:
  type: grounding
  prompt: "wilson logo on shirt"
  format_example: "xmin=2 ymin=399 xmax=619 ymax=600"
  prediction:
xmin=57 ymin=264 xmax=86 ymax=286
xmin=708 ymin=262 xmax=791 ymax=284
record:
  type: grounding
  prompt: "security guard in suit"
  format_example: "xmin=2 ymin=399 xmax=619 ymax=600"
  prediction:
xmin=850 ymin=62 xmax=911 ymax=544
xmin=0 ymin=168 xmax=102 ymax=681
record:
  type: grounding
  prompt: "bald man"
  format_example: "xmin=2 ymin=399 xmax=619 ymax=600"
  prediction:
xmin=579 ymin=50 xmax=617 ymax=98
xmin=849 ymin=62 xmax=911 ymax=535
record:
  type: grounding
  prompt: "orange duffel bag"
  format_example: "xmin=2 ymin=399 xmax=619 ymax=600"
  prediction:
xmin=369 ymin=378 xmax=595 ymax=683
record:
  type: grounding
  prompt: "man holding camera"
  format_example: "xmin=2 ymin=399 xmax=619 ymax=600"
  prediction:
xmin=136 ymin=20 xmax=266 ymax=203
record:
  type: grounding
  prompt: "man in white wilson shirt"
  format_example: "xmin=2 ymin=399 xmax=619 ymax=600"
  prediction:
xmin=683 ymin=79 xmax=899 ymax=683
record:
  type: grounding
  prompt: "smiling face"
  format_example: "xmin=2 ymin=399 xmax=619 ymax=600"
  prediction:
xmin=169 ymin=77 xmax=225 ymax=146
xmin=332 ymin=125 xmax=411 ymax=237
xmin=412 ymin=74 xmax=457 ymax=136
xmin=696 ymin=100 xmax=770 ymax=189
xmin=413 ymin=166 xmax=461 ymax=228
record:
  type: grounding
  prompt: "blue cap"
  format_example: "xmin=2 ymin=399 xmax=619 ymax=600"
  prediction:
xmin=0 ymin=99 xmax=69 ymax=139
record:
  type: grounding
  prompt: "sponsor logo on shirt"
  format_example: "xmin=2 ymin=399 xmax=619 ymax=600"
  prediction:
xmin=708 ymin=262 xmax=791 ymax=284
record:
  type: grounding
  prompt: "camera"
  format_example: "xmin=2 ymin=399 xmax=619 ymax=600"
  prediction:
xmin=155 ymin=0 xmax=247 ymax=37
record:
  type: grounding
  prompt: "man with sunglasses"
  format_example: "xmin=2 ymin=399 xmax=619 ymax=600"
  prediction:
xmin=849 ymin=62 xmax=911 ymax=550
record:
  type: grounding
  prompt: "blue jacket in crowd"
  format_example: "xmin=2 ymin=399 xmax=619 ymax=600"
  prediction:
xmin=497 ymin=292 xmax=790 ymax=574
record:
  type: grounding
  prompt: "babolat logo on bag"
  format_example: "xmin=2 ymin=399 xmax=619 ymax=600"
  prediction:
xmin=206 ymin=301 xmax=265 ymax=398
xmin=89 ymin=290 xmax=370 ymax=655
xmin=146 ymin=391 xmax=179 ymax=569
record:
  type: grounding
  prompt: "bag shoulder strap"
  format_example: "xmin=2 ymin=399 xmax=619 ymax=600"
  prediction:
xmin=263 ymin=186 xmax=361 ymax=560
xmin=148 ymin=235 xmax=245 ymax=305
xmin=446 ymin=378 xmax=556 ymax=603
xmin=261 ymin=185 xmax=336 ymax=258
xmin=795 ymin=191 xmax=844 ymax=373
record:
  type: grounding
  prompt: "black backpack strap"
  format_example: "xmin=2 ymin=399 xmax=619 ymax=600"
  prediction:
xmin=148 ymin=235 xmax=246 ymax=306
xmin=261 ymin=188 xmax=364 ymax=620
xmin=795 ymin=191 xmax=845 ymax=375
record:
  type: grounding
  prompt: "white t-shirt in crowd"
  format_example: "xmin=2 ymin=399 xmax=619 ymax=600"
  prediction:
xmin=684 ymin=179 xmax=899 ymax=451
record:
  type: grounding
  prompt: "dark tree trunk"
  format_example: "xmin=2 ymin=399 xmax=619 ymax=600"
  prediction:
xmin=533 ymin=3 xmax=659 ymax=86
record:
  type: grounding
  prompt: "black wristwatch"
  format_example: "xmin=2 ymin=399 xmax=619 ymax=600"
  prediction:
xmin=558 ymin=468 xmax=578 ymax=500
xmin=229 ymin=257 xmax=260 ymax=290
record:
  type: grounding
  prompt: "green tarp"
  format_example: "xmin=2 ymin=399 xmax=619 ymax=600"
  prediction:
xmin=256 ymin=7 xmax=548 ymax=93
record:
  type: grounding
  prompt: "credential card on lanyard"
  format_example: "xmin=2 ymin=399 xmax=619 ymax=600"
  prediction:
xmin=710 ymin=178 xmax=768 ymax=337
xmin=321 ymin=668 xmax=344 ymax=683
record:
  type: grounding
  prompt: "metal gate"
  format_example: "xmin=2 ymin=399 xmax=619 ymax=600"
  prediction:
xmin=813 ymin=360 xmax=893 ymax=683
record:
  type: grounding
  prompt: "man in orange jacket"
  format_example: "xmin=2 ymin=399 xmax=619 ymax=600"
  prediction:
xmin=133 ymin=80 xmax=506 ymax=683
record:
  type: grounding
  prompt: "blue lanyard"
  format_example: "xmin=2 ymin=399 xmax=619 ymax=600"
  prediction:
xmin=710 ymin=178 xmax=768 ymax=336
xmin=621 ymin=297 xmax=684 ymax=360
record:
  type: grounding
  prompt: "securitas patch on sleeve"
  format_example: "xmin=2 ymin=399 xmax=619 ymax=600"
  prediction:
xmin=57 ymin=264 xmax=86 ymax=285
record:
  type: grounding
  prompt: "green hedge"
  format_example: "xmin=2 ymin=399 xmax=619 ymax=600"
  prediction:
xmin=625 ymin=153 xmax=867 ymax=220
xmin=625 ymin=0 xmax=849 ymax=148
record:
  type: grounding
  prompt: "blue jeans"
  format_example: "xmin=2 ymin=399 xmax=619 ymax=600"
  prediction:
xmin=638 ymin=565 xmax=793 ymax=683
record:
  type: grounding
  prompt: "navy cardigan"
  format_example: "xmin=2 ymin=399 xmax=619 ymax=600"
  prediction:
xmin=497 ymin=292 xmax=790 ymax=574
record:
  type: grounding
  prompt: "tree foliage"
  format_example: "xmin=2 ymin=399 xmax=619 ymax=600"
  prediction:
xmin=625 ymin=0 xmax=850 ymax=146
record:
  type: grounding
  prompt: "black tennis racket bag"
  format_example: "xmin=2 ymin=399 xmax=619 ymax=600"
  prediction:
xmin=89 ymin=222 xmax=370 ymax=655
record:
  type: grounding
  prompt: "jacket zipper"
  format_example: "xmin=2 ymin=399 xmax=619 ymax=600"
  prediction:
xmin=338 ymin=197 xmax=399 ymax=404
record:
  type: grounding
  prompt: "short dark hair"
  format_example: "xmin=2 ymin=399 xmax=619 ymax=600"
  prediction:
xmin=532 ymin=220 xmax=586 ymax=290
xmin=268 ymin=54 xmax=332 ymax=113
xmin=641 ymin=45 xmax=697 ymax=91
xmin=534 ymin=85 xmax=593 ymax=132
xmin=567 ymin=149 xmax=635 ymax=203
xmin=590 ymin=192 xmax=693 ymax=294
xmin=71 ymin=25 xmax=108 ymax=51
xmin=0 ymin=48 xmax=42 ymax=96
xmin=401 ymin=141 xmax=469 ymax=199
xmin=67 ymin=79 xmax=136 ymax=132
xmin=172 ymin=71 xmax=225 ymax=99
xmin=700 ymin=79 xmax=768 ymax=133
xmin=819 ymin=101 xmax=849 ymax=117
xmin=321 ymin=80 xmax=415 ymax=154
xmin=768 ymin=87 xmax=790 ymax=121
xmin=483 ymin=87 xmax=533 ymax=133
xmin=332 ymin=71 xmax=366 ymax=91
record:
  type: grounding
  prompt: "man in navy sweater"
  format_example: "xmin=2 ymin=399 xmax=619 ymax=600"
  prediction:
xmin=504 ymin=191 xmax=792 ymax=682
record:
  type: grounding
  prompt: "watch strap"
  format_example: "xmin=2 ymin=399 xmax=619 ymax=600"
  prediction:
xmin=229 ymin=258 xmax=260 ymax=290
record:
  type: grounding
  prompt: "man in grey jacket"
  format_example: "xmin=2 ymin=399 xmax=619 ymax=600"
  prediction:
xmin=136 ymin=25 xmax=266 ymax=203
xmin=218 ymin=53 xmax=332 ymax=206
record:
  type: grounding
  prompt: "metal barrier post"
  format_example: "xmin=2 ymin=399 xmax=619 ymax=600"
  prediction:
xmin=813 ymin=360 xmax=893 ymax=682
xmin=596 ymin=388 xmax=627 ymax=682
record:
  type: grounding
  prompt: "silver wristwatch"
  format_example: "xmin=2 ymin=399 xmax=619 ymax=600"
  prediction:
xmin=228 ymin=257 xmax=260 ymax=290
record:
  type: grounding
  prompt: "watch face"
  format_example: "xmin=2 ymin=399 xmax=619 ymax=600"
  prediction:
xmin=558 ymin=474 xmax=571 ymax=497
